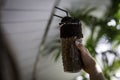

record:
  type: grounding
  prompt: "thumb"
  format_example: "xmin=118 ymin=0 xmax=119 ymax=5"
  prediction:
xmin=75 ymin=40 xmax=88 ymax=56
xmin=75 ymin=39 xmax=85 ymax=51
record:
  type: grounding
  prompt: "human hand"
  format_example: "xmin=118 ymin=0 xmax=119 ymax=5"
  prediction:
xmin=75 ymin=39 xmax=96 ymax=74
xmin=75 ymin=39 xmax=105 ymax=80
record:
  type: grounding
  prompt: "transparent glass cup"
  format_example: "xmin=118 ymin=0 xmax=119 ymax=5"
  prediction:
xmin=60 ymin=23 xmax=83 ymax=73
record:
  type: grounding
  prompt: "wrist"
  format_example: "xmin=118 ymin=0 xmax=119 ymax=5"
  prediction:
xmin=89 ymin=63 xmax=102 ymax=75
xmin=89 ymin=64 xmax=105 ymax=80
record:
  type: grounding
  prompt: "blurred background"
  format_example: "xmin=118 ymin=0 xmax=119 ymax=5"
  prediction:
xmin=0 ymin=0 xmax=120 ymax=80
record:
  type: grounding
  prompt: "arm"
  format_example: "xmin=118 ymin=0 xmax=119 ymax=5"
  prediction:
xmin=75 ymin=40 xmax=105 ymax=80
xmin=89 ymin=64 xmax=105 ymax=80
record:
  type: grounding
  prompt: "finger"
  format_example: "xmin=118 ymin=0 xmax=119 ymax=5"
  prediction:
xmin=75 ymin=39 xmax=95 ymax=58
xmin=75 ymin=40 xmax=92 ymax=58
xmin=75 ymin=40 xmax=87 ymax=54
xmin=75 ymin=40 xmax=96 ymax=65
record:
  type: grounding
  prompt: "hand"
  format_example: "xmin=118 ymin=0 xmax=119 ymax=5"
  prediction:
xmin=75 ymin=39 xmax=105 ymax=80
xmin=75 ymin=39 xmax=96 ymax=74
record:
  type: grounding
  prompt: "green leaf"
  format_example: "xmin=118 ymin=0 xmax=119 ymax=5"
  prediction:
xmin=54 ymin=48 xmax=61 ymax=61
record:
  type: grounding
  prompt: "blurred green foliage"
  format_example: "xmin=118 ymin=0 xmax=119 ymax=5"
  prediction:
xmin=43 ymin=0 xmax=120 ymax=80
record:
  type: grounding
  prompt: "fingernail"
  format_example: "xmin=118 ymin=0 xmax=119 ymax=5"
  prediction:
xmin=75 ymin=40 xmax=81 ymax=46
xmin=75 ymin=39 xmax=82 ymax=46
